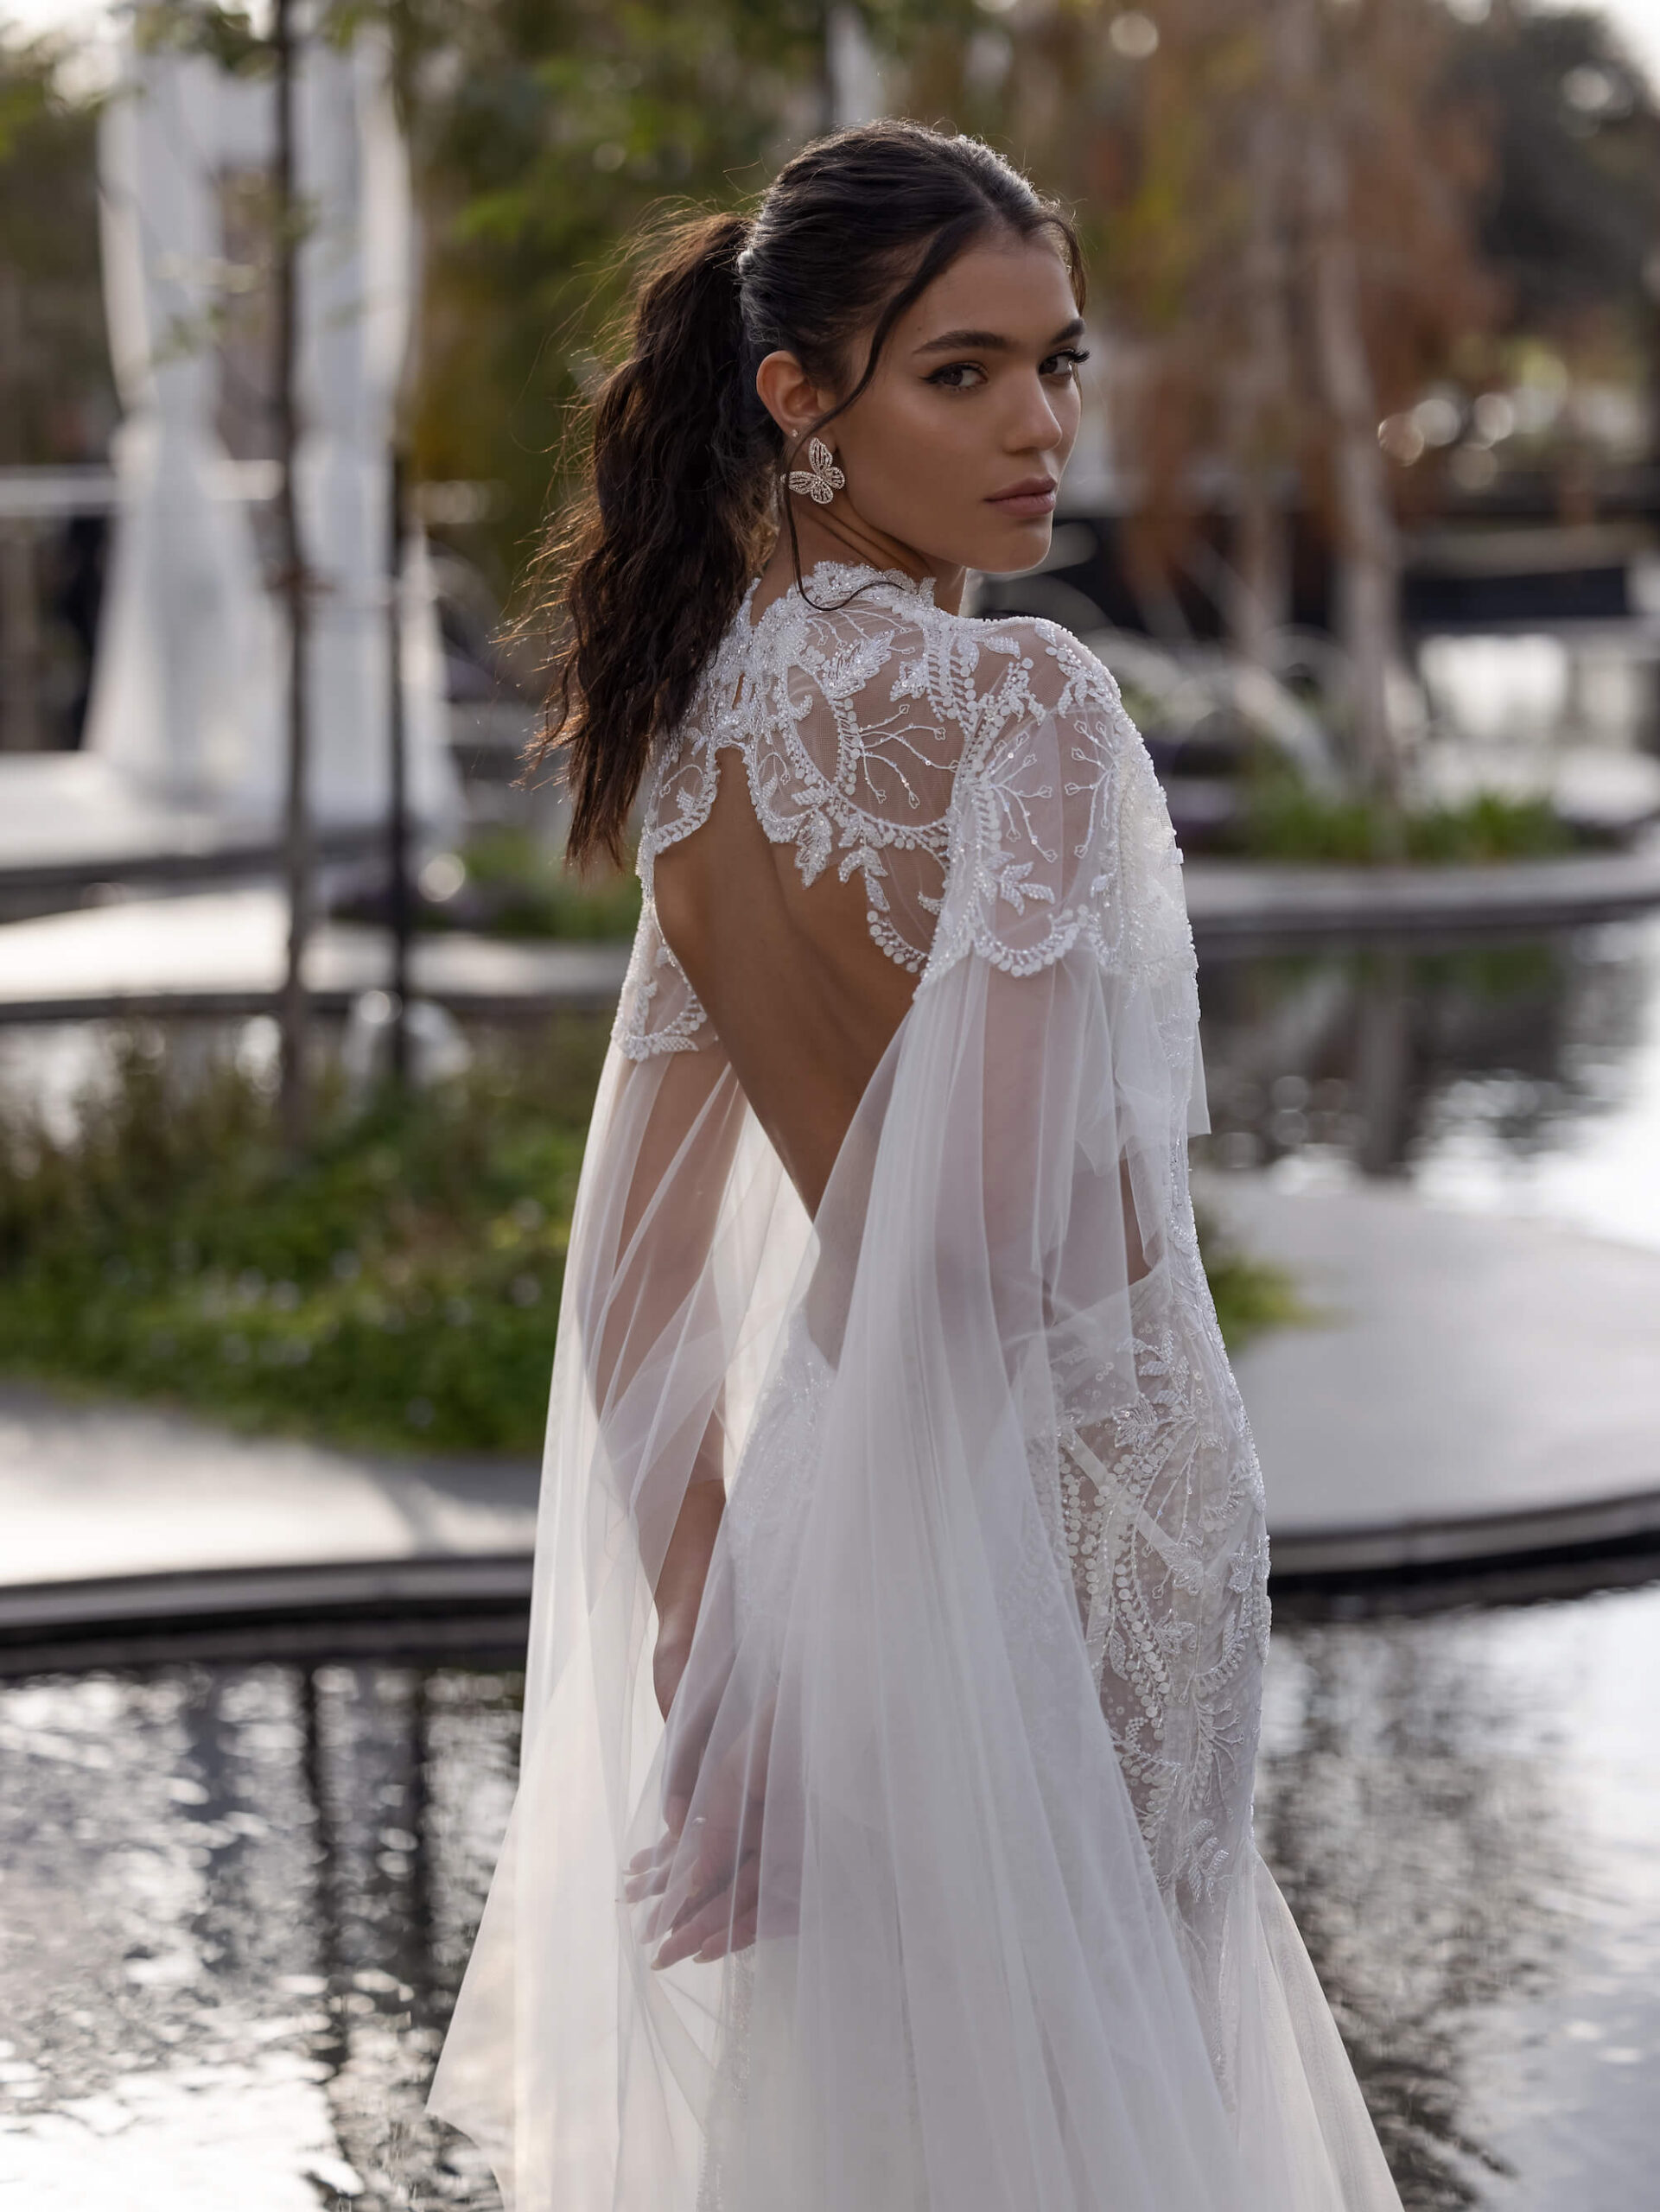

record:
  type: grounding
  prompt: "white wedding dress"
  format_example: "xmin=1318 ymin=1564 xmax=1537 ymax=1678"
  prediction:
xmin=428 ymin=563 xmax=1403 ymax=2212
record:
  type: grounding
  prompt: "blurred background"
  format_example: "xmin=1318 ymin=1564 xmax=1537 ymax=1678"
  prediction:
xmin=0 ymin=3 xmax=1658 ymax=2207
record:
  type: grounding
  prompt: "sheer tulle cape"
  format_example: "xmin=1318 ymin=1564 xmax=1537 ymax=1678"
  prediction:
xmin=427 ymin=588 xmax=1402 ymax=2212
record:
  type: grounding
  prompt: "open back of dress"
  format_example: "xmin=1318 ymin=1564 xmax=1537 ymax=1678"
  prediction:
xmin=428 ymin=564 xmax=1403 ymax=2212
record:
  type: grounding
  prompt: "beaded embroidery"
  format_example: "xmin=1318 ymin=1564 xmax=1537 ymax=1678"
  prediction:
xmin=613 ymin=562 xmax=1197 ymax=1062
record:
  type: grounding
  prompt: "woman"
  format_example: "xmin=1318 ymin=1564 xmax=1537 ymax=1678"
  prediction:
xmin=429 ymin=121 xmax=1402 ymax=2212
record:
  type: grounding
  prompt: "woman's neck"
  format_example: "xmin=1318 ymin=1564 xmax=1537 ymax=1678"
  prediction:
xmin=752 ymin=494 xmax=967 ymax=619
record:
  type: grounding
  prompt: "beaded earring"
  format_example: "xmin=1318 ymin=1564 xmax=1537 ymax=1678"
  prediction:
xmin=787 ymin=435 xmax=846 ymax=507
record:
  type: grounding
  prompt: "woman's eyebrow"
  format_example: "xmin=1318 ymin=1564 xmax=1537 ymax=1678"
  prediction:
xmin=913 ymin=316 xmax=1086 ymax=357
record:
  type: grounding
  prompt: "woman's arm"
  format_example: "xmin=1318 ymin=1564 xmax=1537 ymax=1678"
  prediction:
xmin=586 ymin=1039 xmax=748 ymax=1701
xmin=651 ymin=1472 xmax=725 ymax=1718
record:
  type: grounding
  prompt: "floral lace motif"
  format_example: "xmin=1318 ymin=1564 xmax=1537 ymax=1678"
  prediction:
xmin=612 ymin=562 xmax=1199 ymax=1060
xmin=1046 ymin=1186 xmax=1270 ymax=2081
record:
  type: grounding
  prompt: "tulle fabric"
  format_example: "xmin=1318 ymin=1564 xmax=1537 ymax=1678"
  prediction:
xmin=428 ymin=579 xmax=1402 ymax=2212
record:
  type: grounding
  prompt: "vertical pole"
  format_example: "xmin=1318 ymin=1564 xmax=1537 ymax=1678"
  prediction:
xmin=0 ymin=523 xmax=42 ymax=753
xmin=387 ymin=446 xmax=410 ymax=1082
xmin=275 ymin=0 xmax=315 ymax=1151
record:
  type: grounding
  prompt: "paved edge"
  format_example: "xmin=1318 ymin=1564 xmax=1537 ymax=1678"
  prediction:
xmin=1 ymin=849 xmax=1658 ymax=1020
xmin=3 ymin=1485 xmax=1658 ymax=1667
xmin=0 ymin=984 xmax=626 ymax=1024
xmin=1269 ymin=1484 xmax=1660 ymax=1579
xmin=1181 ymin=846 xmax=1660 ymax=951
xmin=0 ymin=1554 xmax=537 ymax=1677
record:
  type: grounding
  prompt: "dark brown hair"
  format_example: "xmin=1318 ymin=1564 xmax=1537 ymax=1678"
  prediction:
xmin=534 ymin=121 xmax=1083 ymax=869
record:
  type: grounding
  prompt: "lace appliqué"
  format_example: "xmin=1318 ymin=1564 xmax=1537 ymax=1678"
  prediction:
xmin=1047 ymin=1212 xmax=1271 ymax=2082
xmin=612 ymin=566 xmax=1197 ymax=1060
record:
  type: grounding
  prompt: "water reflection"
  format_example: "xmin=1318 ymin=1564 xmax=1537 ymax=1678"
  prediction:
xmin=1195 ymin=917 xmax=1660 ymax=1249
xmin=1257 ymin=1620 xmax=1565 ymax=2205
xmin=0 ymin=1659 xmax=518 ymax=2208
xmin=0 ymin=1573 xmax=1655 ymax=2208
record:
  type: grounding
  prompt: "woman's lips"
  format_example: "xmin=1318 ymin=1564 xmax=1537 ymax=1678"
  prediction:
xmin=987 ymin=480 xmax=1058 ymax=518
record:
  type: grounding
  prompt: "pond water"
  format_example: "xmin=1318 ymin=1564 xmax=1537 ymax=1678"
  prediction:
xmin=1193 ymin=911 xmax=1660 ymax=1254
xmin=0 ymin=1567 xmax=1656 ymax=2210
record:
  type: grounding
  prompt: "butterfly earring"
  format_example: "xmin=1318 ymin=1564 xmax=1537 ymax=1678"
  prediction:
xmin=787 ymin=435 xmax=846 ymax=507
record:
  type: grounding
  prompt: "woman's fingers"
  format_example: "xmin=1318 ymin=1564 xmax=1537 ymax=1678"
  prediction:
xmin=652 ymin=1852 xmax=760 ymax=1969
xmin=640 ymin=1825 xmax=730 ymax=1940
xmin=696 ymin=1898 xmax=759 ymax=1965
xmin=690 ymin=1866 xmax=761 ymax=1965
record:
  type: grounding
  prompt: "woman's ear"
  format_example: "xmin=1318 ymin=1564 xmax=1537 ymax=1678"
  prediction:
xmin=754 ymin=350 xmax=833 ymax=451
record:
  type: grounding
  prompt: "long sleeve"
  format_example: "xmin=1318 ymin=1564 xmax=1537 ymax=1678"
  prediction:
xmin=428 ymin=911 xmax=813 ymax=2195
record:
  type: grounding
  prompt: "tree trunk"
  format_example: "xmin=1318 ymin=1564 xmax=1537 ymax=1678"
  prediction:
xmin=1226 ymin=89 xmax=1294 ymax=675
xmin=274 ymin=0 xmax=315 ymax=1149
xmin=387 ymin=448 xmax=410 ymax=1083
xmin=1303 ymin=108 xmax=1402 ymax=810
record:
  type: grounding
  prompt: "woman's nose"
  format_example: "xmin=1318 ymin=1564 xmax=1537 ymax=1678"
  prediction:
xmin=1006 ymin=376 xmax=1067 ymax=452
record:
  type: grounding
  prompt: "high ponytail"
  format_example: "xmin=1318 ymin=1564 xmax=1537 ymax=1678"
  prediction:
xmin=534 ymin=124 xmax=1083 ymax=870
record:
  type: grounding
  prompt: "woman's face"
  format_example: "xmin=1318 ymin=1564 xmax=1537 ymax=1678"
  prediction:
xmin=766 ymin=233 xmax=1087 ymax=582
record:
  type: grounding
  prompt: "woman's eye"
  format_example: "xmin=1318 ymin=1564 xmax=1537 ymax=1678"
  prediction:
xmin=1042 ymin=348 xmax=1091 ymax=381
xmin=925 ymin=361 xmax=986 ymax=391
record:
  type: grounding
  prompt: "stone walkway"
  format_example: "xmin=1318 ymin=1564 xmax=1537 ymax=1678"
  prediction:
xmin=0 ymin=886 xmax=630 ymax=1021
xmin=1212 ymin=1173 xmax=1660 ymax=1570
xmin=1183 ymin=827 xmax=1660 ymax=950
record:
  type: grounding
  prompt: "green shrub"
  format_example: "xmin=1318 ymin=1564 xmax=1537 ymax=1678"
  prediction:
xmin=1193 ymin=1205 xmax=1311 ymax=1347
xmin=0 ymin=1024 xmax=1303 ymax=1454
xmin=454 ymin=831 xmax=642 ymax=940
xmin=0 ymin=1022 xmax=609 ymax=1456
xmin=1238 ymin=772 xmax=1577 ymax=866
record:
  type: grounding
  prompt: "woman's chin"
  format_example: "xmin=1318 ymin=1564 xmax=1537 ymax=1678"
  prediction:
xmin=972 ymin=518 xmax=1055 ymax=579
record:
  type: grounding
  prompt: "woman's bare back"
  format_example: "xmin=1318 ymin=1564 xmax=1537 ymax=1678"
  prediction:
xmin=653 ymin=733 xmax=918 ymax=1219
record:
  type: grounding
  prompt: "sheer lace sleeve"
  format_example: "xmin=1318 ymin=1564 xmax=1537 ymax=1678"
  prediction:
xmin=915 ymin=621 xmax=1268 ymax=2000
xmin=614 ymin=899 xmax=715 ymax=1059
xmin=926 ymin=614 xmax=1200 ymax=995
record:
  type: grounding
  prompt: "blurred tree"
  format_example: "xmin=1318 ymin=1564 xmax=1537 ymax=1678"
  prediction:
xmin=1445 ymin=0 xmax=1660 ymax=536
xmin=906 ymin=0 xmax=1498 ymax=798
xmin=1449 ymin=0 xmax=1660 ymax=333
xmin=0 ymin=31 xmax=111 ymax=467
xmin=398 ymin=0 xmax=973 ymax=597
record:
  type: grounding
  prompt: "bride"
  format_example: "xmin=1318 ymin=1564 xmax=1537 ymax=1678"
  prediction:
xmin=429 ymin=120 xmax=1402 ymax=2212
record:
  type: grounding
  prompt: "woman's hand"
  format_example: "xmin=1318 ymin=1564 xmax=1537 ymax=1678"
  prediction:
xmin=624 ymin=1689 xmax=777 ymax=1968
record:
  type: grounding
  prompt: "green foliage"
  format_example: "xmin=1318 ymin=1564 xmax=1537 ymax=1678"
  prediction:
xmin=401 ymin=0 xmax=976 ymax=588
xmin=1193 ymin=1203 xmax=1311 ymax=1350
xmin=1443 ymin=0 xmax=1660 ymax=335
xmin=458 ymin=830 xmax=643 ymax=939
xmin=0 ymin=1020 xmax=1305 ymax=1456
xmin=0 ymin=1022 xmax=610 ymax=1456
xmin=1237 ymin=772 xmax=1578 ymax=866
xmin=0 ymin=29 xmax=111 ymax=467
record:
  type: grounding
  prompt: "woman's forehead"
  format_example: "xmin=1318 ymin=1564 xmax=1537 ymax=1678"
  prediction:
xmin=897 ymin=238 xmax=1081 ymax=352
